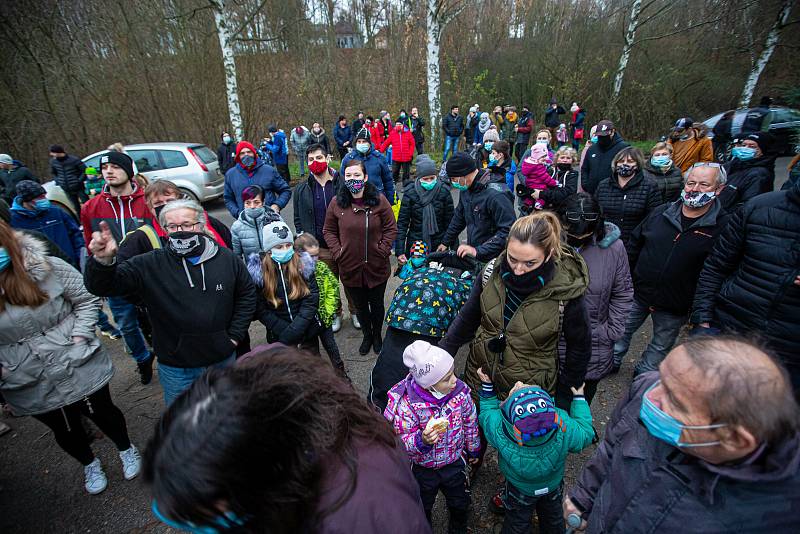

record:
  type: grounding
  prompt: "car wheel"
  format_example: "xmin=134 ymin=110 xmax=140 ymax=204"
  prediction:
xmin=179 ymin=188 xmax=200 ymax=203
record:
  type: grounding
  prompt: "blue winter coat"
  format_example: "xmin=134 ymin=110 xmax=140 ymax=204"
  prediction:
xmin=265 ymin=131 xmax=289 ymax=165
xmin=340 ymin=143 xmax=395 ymax=203
xmin=333 ymin=124 xmax=352 ymax=149
xmin=224 ymin=160 xmax=291 ymax=218
xmin=9 ymin=199 xmax=84 ymax=265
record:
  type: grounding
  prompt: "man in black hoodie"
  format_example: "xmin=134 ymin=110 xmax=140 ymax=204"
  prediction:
xmin=580 ymin=119 xmax=629 ymax=194
xmin=437 ymin=152 xmax=515 ymax=262
xmin=84 ymin=199 xmax=256 ymax=405
xmin=719 ymin=131 xmax=776 ymax=212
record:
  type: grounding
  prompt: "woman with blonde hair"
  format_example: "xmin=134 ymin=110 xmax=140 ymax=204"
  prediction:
xmin=0 ymin=220 xmax=139 ymax=495
xmin=643 ymin=141 xmax=683 ymax=204
xmin=439 ymin=211 xmax=591 ymax=410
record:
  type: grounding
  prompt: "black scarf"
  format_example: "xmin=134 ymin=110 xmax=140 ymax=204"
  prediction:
xmin=500 ymin=256 xmax=555 ymax=327
xmin=413 ymin=178 xmax=442 ymax=247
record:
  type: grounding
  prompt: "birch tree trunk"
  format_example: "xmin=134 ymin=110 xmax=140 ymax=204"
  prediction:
xmin=426 ymin=0 xmax=442 ymax=151
xmin=610 ymin=0 xmax=643 ymax=107
xmin=738 ymin=0 xmax=792 ymax=108
xmin=211 ymin=0 xmax=244 ymax=141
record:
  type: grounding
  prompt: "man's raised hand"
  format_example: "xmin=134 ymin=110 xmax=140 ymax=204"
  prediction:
xmin=88 ymin=221 xmax=118 ymax=264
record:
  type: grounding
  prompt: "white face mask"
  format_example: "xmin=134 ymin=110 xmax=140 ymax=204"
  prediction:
xmin=428 ymin=387 xmax=447 ymax=399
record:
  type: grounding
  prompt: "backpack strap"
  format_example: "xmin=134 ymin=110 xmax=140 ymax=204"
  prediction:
xmin=482 ymin=258 xmax=497 ymax=288
xmin=557 ymin=300 xmax=565 ymax=336
xmin=124 ymin=224 xmax=161 ymax=250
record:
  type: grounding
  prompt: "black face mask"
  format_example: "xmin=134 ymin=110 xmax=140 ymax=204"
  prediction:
xmin=597 ymin=135 xmax=613 ymax=149
xmin=167 ymin=231 xmax=206 ymax=257
xmin=154 ymin=204 xmax=165 ymax=219
xmin=57 ymin=155 xmax=68 ymax=161
xmin=557 ymin=163 xmax=572 ymax=172
xmin=501 ymin=256 xmax=555 ymax=295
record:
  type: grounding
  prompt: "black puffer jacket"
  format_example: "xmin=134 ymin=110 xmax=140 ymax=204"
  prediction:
xmin=643 ymin=162 xmax=683 ymax=204
xmin=442 ymin=113 xmax=465 ymax=137
xmin=579 ymin=133 xmax=629 ymax=194
xmin=50 ymin=155 xmax=86 ymax=193
xmin=395 ymin=180 xmax=454 ymax=256
xmin=691 ymin=185 xmax=800 ymax=375
xmin=718 ymin=155 xmax=776 ymax=212
xmin=628 ymin=201 xmax=728 ymax=315
xmin=594 ymin=171 xmax=662 ymax=263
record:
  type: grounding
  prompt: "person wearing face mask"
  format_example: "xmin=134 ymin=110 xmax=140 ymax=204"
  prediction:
xmin=558 ymin=193 xmax=632 ymax=404
xmin=718 ymin=132 xmax=777 ymax=212
xmin=564 ymin=336 xmax=800 ymax=534
xmin=497 ymin=105 xmax=518 ymax=147
xmin=517 ymin=143 xmax=557 ymax=212
xmin=308 ymin=121 xmax=331 ymax=154
xmin=247 ymin=221 xmax=323 ymax=352
xmin=475 ymin=127 xmax=500 ymax=169
xmin=473 ymin=112 xmax=494 ymax=147
xmin=578 ymin=124 xmax=597 ymax=173
xmin=465 ymin=106 xmax=480 ymax=150
xmin=217 ymin=131 xmax=237 ymax=174
xmin=544 ymin=98 xmax=566 ymax=149
xmin=340 ymin=128 xmax=395 ymax=203
xmin=442 ymin=105 xmax=465 ymax=162
xmin=9 ymin=180 xmax=84 ymax=266
xmin=666 ymin=117 xmax=714 ymax=173
xmin=513 ymin=105 xmax=534 ymax=163
xmin=323 ymin=160 xmax=397 ymax=356
xmin=643 ymin=142 xmax=683 ymax=204
xmin=569 ymin=103 xmax=586 ymax=151
xmin=487 ymin=140 xmax=517 ymax=193
xmin=613 ymin=163 xmax=728 ymax=376
xmin=437 ymin=152 xmax=515 ymax=262
xmin=223 ymin=140 xmax=291 ymax=219
xmin=409 ymin=107 xmax=427 ymax=155
xmin=49 ymin=144 xmax=88 ymax=218
xmin=380 ymin=119 xmax=416 ymax=186
xmin=231 ymin=185 xmax=284 ymax=259
xmin=594 ymin=147 xmax=661 ymax=265
xmin=395 ymin=155 xmax=454 ymax=263
xmin=84 ymin=199 xmax=257 ymax=405
xmin=333 ymin=115 xmax=352 ymax=160
xmin=579 ymin=120 xmax=629 ymax=194
xmin=290 ymin=125 xmax=311 ymax=177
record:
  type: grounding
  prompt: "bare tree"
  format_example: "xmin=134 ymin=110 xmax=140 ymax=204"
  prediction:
xmin=209 ymin=0 xmax=244 ymax=140
xmin=739 ymin=0 xmax=793 ymax=107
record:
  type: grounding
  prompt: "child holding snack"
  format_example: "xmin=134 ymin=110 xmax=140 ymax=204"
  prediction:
xmin=385 ymin=341 xmax=481 ymax=533
xmin=476 ymin=367 xmax=594 ymax=534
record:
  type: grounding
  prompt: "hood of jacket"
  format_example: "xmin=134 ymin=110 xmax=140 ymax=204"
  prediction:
xmin=703 ymin=432 xmax=800 ymax=485
xmin=10 ymin=197 xmax=40 ymax=218
xmin=246 ymin=252 xmax=265 ymax=287
xmin=98 ymin=181 xmax=145 ymax=202
xmin=16 ymin=231 xmax=52 ymax=283
xmin=597 ymin=222 xmax=622 ymax=249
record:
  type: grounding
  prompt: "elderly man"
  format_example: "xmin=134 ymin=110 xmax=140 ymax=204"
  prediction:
xmin=565 ymin=336 xmax=800 ymax=532
xmin=692 ymin=177 xmax=800 ymax=391
xmin=84 ymin=199 xmax=256 ymax=404
xmin=613 ymin=162 xmax=729 ymax=375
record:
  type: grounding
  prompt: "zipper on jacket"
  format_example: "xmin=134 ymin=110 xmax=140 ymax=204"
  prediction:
xmin=117 ymin=197 xmax=126 ymax=235
xmin=279 ymin=264 xmax=293 ymax=321
xmin=364 ymin=208 xmax=370 ymax=263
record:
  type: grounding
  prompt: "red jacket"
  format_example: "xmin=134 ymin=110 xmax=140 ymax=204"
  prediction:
xmin=369 ymin=123 xmax=386 ymax=148
xmin=380 ymin=128 xmax=416 ymax=163
xmin=80 ymin=182 xmax=152 ymax=247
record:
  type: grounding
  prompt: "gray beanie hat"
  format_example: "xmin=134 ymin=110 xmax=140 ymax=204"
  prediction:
xmin=482 ymin=128 xmax=500 ymax=143
xmin=415 ymin=155 xmax=437 ymax=178
xmin=261 ymin=220 xmax=294 ymax=252
xmin=0 ymin=154 xmax=12 ymax=165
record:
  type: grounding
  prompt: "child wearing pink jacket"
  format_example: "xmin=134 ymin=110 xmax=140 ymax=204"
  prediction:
xmin=518 ymin=143 xmax=559 ymax=212
xmin=384 ymin=341 xmax=480 ymax=533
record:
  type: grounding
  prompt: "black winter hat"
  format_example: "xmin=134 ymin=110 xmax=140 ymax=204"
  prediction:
xmin=445 ymin=152 xmax=477 ymax=177
xmin=16 ymin=180 xmax=47 ymax=202
xmin=355 ymin=127 xmax=371 ymax=141
xmin=99 ymin=151 xmax=134 ymax=179
xmin=741 ymin=131 xmax=774 ymax=152
xmin=267 ymin=124 xmax=278 ymax=133
xmin=49 ymin=144 xmax=65 ymax=153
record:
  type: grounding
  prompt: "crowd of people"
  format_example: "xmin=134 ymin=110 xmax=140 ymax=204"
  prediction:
xmin=0 ymin=98 xmax=799 ymax=533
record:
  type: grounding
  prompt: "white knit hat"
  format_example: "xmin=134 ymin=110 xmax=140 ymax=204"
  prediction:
xmin=403 ymin=341 xmax=454 ymax=388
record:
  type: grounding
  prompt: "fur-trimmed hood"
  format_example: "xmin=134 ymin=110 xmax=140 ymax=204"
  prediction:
xmin=15 ymin=231 xmax=51 ymax=283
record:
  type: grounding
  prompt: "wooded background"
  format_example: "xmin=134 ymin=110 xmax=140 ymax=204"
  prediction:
xmin=1 ymin=0 xmax=797 ymax=176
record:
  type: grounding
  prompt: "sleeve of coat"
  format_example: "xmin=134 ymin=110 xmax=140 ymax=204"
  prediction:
xmin=256 ymin=295 xmax=291 ymax=334
xmin=564 ymin=398 xmax=595 ymax=453
xmin=223 ymin=171 xmax=239 ymax=218
xmin=395 ymin=190 xmax=413 ymax=256
xmin=441 ymin=198 xmax=466 ymax=249
xmin=51 ymin=257 xmax=101 ymax=339
xmin=474 ymin=193 xmax=515 ymax=261
xmin=272 ymin=169 xmax=292 ymax=209
xmin=477 ymin=395 xmax=504 ymax=449
xmin=602 ymin=243 xmax=634 ymax=343
xmin=690 ymin=206 xmax=747 ymax=325
xmin=626 ymin=213 xmax=649 ymax=271
xmin=278 ymin=275 xmax=320 ymax=345
xmin=228 ymin=257 xmax=257 ymax=343
xmin=79 ymin=204 xmax=92 ymax=249
xmin=381 ymin=156 xmax=395 ymax=204
xmin=463 ymin=394 xmax=481 ymax=456
xmin=645 ymin=182 xmax=662 ymax=213
xmin=377 ymin=199 xmax=398 ymax=258
xmin=62 ymin=210 xmax=85 ymax=260
xmin=561 ymin=296 xmax=592 ymax=389
xmin=700 ymin=138 xmax=714 ymax=164
xmin=379 ymin=136 xmax=392 ymax=153
xmin=441 ymin=188 xmax=455 ymax=239
xmin=388 ymin=396 xmax=431 ymax=456
xmin=292 ymin=185 xmax=303 ymax=233
xmin=541 ymin=170 xmax=578 ymax=207
xmin=322 ymin=202 xmax=343 ymax=260
xmin=210 ymin=216 xmax=232 ymax=249
xmin=83 ymin=255 xmax=144 ymax=297
xmin=438 ymin=280 xmax=484 ymax=356
xmin=231 ymin=226 xmax=242 ymax=257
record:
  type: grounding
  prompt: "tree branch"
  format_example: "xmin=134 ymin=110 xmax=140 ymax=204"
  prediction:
xmin=165 ymin=5 xmax=214 ymax=21
xmin=228 ymin=0 xmax=270 ymax=39
xmin=439 ymin=1 xmax=467 ymax=26
xmin=632 ymin=17 xmax=722 ymax=45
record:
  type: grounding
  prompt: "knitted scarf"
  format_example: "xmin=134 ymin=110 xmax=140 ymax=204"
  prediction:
xmin=414 ymin=178 xmax=441 ymax=247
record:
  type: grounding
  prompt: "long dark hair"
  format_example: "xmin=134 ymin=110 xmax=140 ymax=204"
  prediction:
xmin=143 ymin=346 xmax=397 ymax=533
xmin=336 ymin=159 xmax=380 ymax=208
xmin=559 ymin=192 xmax=606 ymax=243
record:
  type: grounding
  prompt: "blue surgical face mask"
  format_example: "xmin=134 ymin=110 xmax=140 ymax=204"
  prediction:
xmin=34 ymin=198 xmax=51 ymax=211
xmin=270 ymin=247 xmax=294 ymax=264
xmin=536 ymin=139 xmax=548 ymax=145
xmin=410 ymin=256 xmax=426 ymax=268
xmin=0 ymin=247 xmax=10 ymax=271
xmin=222 ymin=135 xmax=232 ymax=144
xmin=732 ymin=146 xmax=757 ymax=161
xmin=651 ymin=155 xmax=672 ymax=168
xmin=639 ymin=381 xmax=726 ymax=448
xmin=356 ymin=143 xmax=370 ymax=154
xmin=452 ymin=178 xmax=468 ymax=191
xmin=152 ymin=500 xmax=246 ymax=534
xmin=488 ymin=157 xmax=499 ymax=166
xmin=590 ymin=135 xmax=598 ymax=144
xmin=484 ymin=142 xmax=494 ymax=151
xmin=419 ymin=178 xmax=437 ymax=191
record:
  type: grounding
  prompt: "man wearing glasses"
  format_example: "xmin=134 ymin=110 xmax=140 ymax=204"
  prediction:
xmin=84 ymin=198 xmax=256 ymax=405
xmin=612 ymin=162 xmax=729 ymax=375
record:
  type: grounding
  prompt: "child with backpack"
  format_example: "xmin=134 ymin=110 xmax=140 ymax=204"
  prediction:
xmin=384 ymin=341 xmax=481 ymax=533
xmin=476 ymin=367 xmax=594 ymax=534
xmin=294 ymin=232 xmax=348 ymax=379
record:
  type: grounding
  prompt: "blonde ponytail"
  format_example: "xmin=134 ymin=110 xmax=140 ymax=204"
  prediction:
xmin=507 ymin=212 xmax=563 ymax=259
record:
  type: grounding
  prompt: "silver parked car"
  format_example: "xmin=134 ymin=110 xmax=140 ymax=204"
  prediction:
xmin=45 ymin=142 xmax=225 ymax=220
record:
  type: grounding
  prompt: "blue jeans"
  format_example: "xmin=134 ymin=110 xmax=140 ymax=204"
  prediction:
xmin=158 ymin=355 xmax=235 ymax=405
xmin=443 ymin=136 xmax=460 ymax=162
xmin=107 ymin=296 xmax=151 ymax=364
xmin=96 ymin=307 xmax=120 ymax=335
xmin=500 ymin=481 xmax=563 ymax=534
xmin=613 ymin=299 xmax=687 ymax=375
xmin=295 ymin=153 xmax=306 ymax=175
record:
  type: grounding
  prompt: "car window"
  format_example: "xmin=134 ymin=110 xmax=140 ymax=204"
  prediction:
xmin=83 ymin=155 xmax=102 ymax=172
xmin=159 ymin=150 xmax=189 ymax=169
xmin=192 ymin=145 xmax=218 ymax=164
xmin=128 ymin=150 xmax=163 ymax=172
xmin=770 ymin=108 xmax=800 ymax=124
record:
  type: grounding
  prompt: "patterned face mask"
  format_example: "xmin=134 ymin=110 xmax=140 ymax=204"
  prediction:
xmin=345 ymin=179 xmax=365 ymax=194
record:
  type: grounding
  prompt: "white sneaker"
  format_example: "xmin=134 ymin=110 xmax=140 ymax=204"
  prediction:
xmin=84 ymin=458 xmax=108 ymax=495
xmin=119 ymin=445 xmax=142 ymax=480
xmin=352 ymin=315 xmax=361 ymax=330
xmin=331 ymin=315 xmax=342 ymax=333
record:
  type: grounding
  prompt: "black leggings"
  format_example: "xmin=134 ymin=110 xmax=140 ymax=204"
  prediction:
xmin=346 ymin=281 xmax=388 ymax=337
xmin=32 ymin=384 xmax=131 ymax=466
xmin=392 ymin=161 xmax=411 ymax=186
